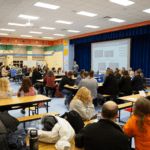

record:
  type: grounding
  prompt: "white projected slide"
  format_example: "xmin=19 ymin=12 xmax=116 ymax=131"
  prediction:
xmin=91 ymin=39 xmax=130 ymax=72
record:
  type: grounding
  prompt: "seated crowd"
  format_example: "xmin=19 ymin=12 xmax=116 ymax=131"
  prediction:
xmin=0 ymin=64 xmax=149 ymax=150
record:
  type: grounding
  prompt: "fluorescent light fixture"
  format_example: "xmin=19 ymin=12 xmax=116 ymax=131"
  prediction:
xmin=67 ymin=30 xmax=80 ymax=33
xmin=0 ymin=28 xmax=15 ymax=31
xmin=109 ymin=18 xmax=125 ymax=23
xmin=21 ymin=35 xmax=32 ymax=37
xmin=18 ymin=14 xmax=39 ymax=20
xmin=34 ymin=2 xmax=60 ymax=10
xmin=110 ymin=0 xmax=135 ymax=6
xmin=8 ymin=23 xmax=25 ymax=26
xmin=18 ymin=44 xmax=23 ymax=45
xmin=55 ymin=20 xmax=73 ymax=24
xmin=77 ymin=11 xmax=98 ymax=17
xmin=0 ymin=33 xmax=8 ymax=35
xmin=43 ymin=37 xmax=53 ymax=39
xmin=29 ymin=31 xmax=42 ymax=34
xmin=53 ymin=34 xmax=65 ymax=36
xmin=40 ymin=27 xmax=55 ymax=30
xmin=85 ymin=25 xmax=99 ymax=28
xmin=143 ymin=9 xmax=150 ymax=14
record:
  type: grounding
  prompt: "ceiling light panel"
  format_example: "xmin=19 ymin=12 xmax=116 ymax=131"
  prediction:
xmin=29 ymin=31 xmax=42 ymax=34
xmin=21 ymin=35 xmax=32 ymax=37
xmin=85 ymin=25 xmax=99 ymax=28
xmin=77 ymin=11 xmax=98 ymax=17
xmin=43 ymin=37 xmax=53 ymax=39
xmin=40 ymin=27 xmax=55 ymax=30
xmin=67 ymin=30 xmax=80 ymax=33
xmin=54 ymin=34 xmax=65 ymax=36
xmin=0 ymin=28 xmax=15 ymax=31
xmin=55 ymin=20 xmax=73 ymax=24
xmin=110 ymin=0 xmax=135 ymax=6
xmin=18 ymin=14 xmax=39 ymax=20
xmin=8 ymin=23 xmax=25 ymax=26
xmin=34 ymin=2 xmax=60 ymax=10
xmin=0 ymin=33 xmax=8 ymax=35
xmin=109 ymin=18 xmax=125 ymax=23
xmin=143 ymin=9 xmax=150 ymax=14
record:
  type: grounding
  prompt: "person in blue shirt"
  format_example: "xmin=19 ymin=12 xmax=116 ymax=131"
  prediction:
xmin=74 ymin=69 xmax=85 ymax=85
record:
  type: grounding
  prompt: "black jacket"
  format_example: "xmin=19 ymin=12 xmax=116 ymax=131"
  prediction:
xmin=32 ymin=71 xmax=42 ymax=85
xmin=0 ymin=111 xmax=20 ymax=150
xmin=103 ymin=75 xmax=119 ymax=95
xmin=59 ymin=75 xmax=74 ymax=92
xmin=118 ymin=77 xmax=132 ymax=94
xmin=75 ymin=119 xmax=130 ymax=150
xmin=115 ymin=73 xmax=121 ymax=80
xmin=131 ymin=75 xmax=144 ymax=91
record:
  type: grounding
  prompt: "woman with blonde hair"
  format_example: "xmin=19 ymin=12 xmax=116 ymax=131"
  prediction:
xmin=0 ymin=77 xmax=13 ymax=99
xmin=1 ymin=66 xmax=8 ymax=77
xmin=69 ymin=87 xmax=95 ymax=121
xmin=124 ymin=97 xmax=150 ymax=150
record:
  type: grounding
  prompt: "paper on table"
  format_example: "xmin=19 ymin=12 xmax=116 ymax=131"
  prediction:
xmin=127 ymin=98 xmax=137 ymax=101
xmin=93 ymin=119 xmax=98 ymax=123
xmin=139 ymin=90 xmax=146 ymax=97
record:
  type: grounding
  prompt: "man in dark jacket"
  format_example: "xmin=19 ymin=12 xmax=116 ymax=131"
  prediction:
xmin=59 ymin=71 xmax=74 ymax=104
xmin=75 ymin=101 xmax=130 ymax=150
xmin=131 ymin=70 xmax=144 ymax=91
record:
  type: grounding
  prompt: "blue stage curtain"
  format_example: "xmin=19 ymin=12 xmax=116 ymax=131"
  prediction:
xmin=74 ymin=43 xmax=91 ymax=72
xmin=73 ymin=25 xmax=150 ymax=77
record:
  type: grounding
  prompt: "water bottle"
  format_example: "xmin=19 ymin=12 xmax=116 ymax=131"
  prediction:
xmin=29 ymin=129 xmax=38 ymax=150
xmin=21 ymin=90 xmax=24 ymax=98
xmin=97 ymin=111 xmax=101 ymax=120
xmin=8 ymin=91 xmax=11 ymax=99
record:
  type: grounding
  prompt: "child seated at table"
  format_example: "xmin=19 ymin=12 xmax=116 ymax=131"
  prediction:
xmin=17 ymin=77 xmax=36 ymax=114
xmin=0 ymin=77 xmax=13 ymax=99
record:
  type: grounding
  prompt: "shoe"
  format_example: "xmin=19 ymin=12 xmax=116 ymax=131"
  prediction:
xmin=21 ymin=109 xmax=25 ymax=114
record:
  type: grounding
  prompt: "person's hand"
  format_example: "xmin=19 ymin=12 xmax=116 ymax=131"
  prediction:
xmin=72 ymin=75 xmax=74 ymax=79
xmin=64 ymin=84 xmax=69 ymax=87
xmin=87 ymin=96 xmax=93 ymax=102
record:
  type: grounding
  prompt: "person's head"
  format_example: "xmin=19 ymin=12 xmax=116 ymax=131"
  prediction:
xmin=122 ymin=67 xmax=125 ymax=72
xmin=115 ymin=68 xmax=118 ymax=73
xmin=118 ymin=70 xmax=122 ymax=75
xmin=129 ymin=67 xmax=132 ymax=71
xmin=80 ymin=69 xmax=85 ymax=77
xmin=0 ymin=77 xmax=9 ymax=92
xmin=38 ymin=66 xmax=41 ymax=69
xmin=71 ymin=87 xmax=91 ymax=105
xmin=107 ymin=69 xmax=114 ymax=76
xmin=52 ymin=67 xmax=56 ymax=72
xmin=44 ymin=67 xmax=49 ymax=73
xmin=101 ymin=101 xmax=118 ymax=121
xmin=16 ymin=65 xmax=18 ymax=69
xmin=74 ymin=60 xmax=76 ymax=65
xmin=135 ymin=70 xmax=140 ymax=76
xmin=67 ymin=71 xmax=74 ymax=78
xmin=27 ymin=68 xmax=32 ymax=73
xmin=133 ymin=97 xmax=150 ymax=132
xmin=83 ymin=71 xmax=89 ymax=78
xmin=20 ymin=77 xmax=33 ymax=93
xmin=48 ymin=70 xmax=54 ymax=77
xmin=33 ymin=68 xmax=38 ymax=72
xmin=90 ymin=70 xmax=94 ymax=78
xmin=12 ymin=66 xmax=16 ymax=69
xmin=2 ymin=65 xmax=5 ymax=69
xmin=123 ymin=70 xmax=130 ymax=79
xmin=138 ymin=69 xmax=142 ymax=73
xmin=58 ymin=67 xmax=62 ymax=71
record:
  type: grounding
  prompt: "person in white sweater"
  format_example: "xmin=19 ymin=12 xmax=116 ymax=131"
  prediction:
xmin=0 ymin=77 xmax=13 ymax=99
xmin=70 ymin=87 xmax=95 ymax=121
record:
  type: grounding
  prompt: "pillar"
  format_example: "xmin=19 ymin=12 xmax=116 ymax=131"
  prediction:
xmin=27 ymin=46 xmax=32 ymax=61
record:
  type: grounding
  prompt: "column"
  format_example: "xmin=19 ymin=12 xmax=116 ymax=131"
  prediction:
xmin=27 ymin=46 xmax=32 ymax=61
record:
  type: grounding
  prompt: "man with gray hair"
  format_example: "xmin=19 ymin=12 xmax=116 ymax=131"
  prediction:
xmin=128 ymin=67 xmax=134 ymax=77
xmin=75 ymin=101 xmax=130 ymax=150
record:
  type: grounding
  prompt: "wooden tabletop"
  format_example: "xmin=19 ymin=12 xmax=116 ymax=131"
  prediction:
xmin=118 ymin=92 xmax=150 ymax=102
xmin=0 ymin=95 xmax=51 ymax=107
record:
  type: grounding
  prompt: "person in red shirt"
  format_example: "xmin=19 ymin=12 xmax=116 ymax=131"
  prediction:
xmin=124 ymin=97 xmax=150 ymax=150
xmin=43 ymin=70 xmax=56 ymax=97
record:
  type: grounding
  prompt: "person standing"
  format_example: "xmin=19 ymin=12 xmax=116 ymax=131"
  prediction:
xmin=72 ymin=60 xmax=79 ymax=77
xmin=128 ymin=67 xmax=134 ymax=77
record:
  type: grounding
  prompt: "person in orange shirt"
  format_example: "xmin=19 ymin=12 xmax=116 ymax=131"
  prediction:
xmin=123 ymin=97 xmax=150 ymax=150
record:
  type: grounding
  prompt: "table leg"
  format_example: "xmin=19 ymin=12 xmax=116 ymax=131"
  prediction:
xmin=46 ymin=102 xmax=48 ymax=113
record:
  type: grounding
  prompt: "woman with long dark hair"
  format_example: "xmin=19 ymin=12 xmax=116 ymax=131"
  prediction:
xmin=118 ymin=70 xmax=132 ymax=95
xmin=124 ymin=97 xmax=150 ymax=150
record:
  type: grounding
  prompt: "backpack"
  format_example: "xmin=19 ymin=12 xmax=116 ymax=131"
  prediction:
xmin=61 ymin=110 xmax=84 ymax=134
xmin=6 ymin=129 xmax=27 ymax=150
xmin=55 ymin=85 xmax=64 ymax=98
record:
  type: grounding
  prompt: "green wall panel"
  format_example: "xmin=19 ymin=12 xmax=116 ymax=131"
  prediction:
xmin=27 ymin=46 xmax=32 ymax=51
xmin=44 ymin=44 xmax=63 ymax=51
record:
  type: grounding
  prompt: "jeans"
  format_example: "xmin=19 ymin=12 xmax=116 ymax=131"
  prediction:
xmin=60 ymin=89 xmax=73 ymax=104
xmin=46 ymin=86 xmax=56 ymax=97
